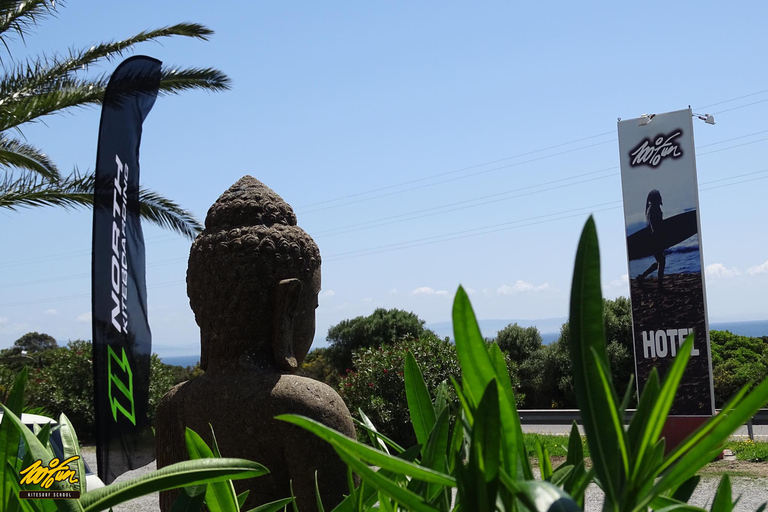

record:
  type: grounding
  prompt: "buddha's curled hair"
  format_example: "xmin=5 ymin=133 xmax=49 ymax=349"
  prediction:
xmin=187 ymin=176 xmax=320 ymax=367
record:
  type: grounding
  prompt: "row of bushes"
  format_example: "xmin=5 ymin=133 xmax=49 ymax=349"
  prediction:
xmin=0 ymin=336 xmax=197 ymax=440
xmin=301 ymin=303 xmax=767 ymax=446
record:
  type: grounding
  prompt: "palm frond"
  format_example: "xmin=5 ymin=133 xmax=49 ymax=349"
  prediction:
xmin=0 ymin=22 xmax=214 ymax=97
xmin=136 ymin=187 xmax=202 ymax=240
xmin=0 ymin=65 xmax=229 ymax=131
xmin=0 ymin=0 xmax=56 ymax=57
xmin=0 ymin=169 xmax=203 ymax=239
xmin=0 ymin=135 xmax=58 ymax=179
xmin=158 ymin=66 xmax=231 ymax=94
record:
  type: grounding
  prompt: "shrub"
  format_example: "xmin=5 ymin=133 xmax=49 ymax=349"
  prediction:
xmin=325 ymin=308 xmax=432 ymax=372
xmin=283 ymin=217 xmax=768 ymax=512
xmin=339 ymin=334 xmax=523 ymax=447
xmin=711 ymin=329 xmax=768 ymax=406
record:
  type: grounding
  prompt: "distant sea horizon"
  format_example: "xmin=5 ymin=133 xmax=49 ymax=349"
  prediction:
xmin=160 ymin=318 xmax=768 ymax=368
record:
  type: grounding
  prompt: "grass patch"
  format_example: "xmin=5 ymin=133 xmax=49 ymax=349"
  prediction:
xmin=724 ymin=439 xmax=768 ymax=462
xmin=523 ymin=433 xmax=589 ymax=458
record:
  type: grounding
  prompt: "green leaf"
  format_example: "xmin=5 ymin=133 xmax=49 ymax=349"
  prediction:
xmin=565 ymin=422 xmax=583 ymax=467
xmin=184 ymin=428 xmax=240 ymax=512
xmin=630 ymin=336 xmax=693 ymax=480
xmin=453 ymin=286 xmax=498 ymax=409
xmin=453 ymin=287 xmax=527 ymax=480
xmin=535 ymin=438 xmax=553 ymax=481
xmin=671 ymin=476 xmax=701 ymax=503
xmin=169 ymin=487 xmax=206 ymax=512
xmin=58 ymin=414 xmax=86 ymax=494
xmin=567 ymin=216 xmax=624 ymax=505
xmin=710 ymin=475 xmax=733 ymax=512
xmin=334 ymin=449 xmax=441 ymax=512
xmin=653 ymin=376 xmax=768 ymax=498
xmin=355 ymin=410 xmax=399 ymax=454
xmin=627 ymin=369 xmax=660 ymax=457
xmin=499 ymin=470 xmax=581 ymax=512
xmin=277 ymin=415 xmax=455 ymax=487
xmin=79 ymin=458 xmax=269 ymax=512
xmin=314 ymin=470 xmax=325 ymax=512
xmin=433 ymin=380 xmax=449 ymax=419
xmin=405 ymin=351 xmax=437 ymax=449
xmin=488 ymin=342 xmax=533 ymax=480
xmin=0 ymin=368 xmax=28 ymax=511
xmin=243 ymin=497 xmax=294 ymax=512
xmin=237 ymin=490 xmax=250 ymax=509
xmin=421 ymin=406 xmax=450 ymax=475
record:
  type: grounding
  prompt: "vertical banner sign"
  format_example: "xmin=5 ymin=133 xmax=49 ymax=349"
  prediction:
xmin=617 ymin=108 xmax=715 ymax=416
xmin=92 ymin=56 xmax=161 ymax=483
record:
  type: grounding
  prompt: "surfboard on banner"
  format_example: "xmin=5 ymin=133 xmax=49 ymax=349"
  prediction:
xmin=626 ymin=210 xmax=698 ymax=261
xmin=617 ymin=108 xmax=715 ymax=417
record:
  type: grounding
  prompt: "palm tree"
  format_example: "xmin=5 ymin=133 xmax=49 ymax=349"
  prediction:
xmin=0 ymin=0 xmax=231 ymax=239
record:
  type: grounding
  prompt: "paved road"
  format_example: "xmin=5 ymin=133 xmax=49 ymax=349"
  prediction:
xmin=522 ymin=423 xmax=768 ymax=439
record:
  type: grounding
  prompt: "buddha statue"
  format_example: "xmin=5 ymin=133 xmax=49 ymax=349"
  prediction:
xmin=155 ymin=176 xmax=355 ymax=512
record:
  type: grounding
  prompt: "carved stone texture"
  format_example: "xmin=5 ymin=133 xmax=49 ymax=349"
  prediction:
xmin=156 ymin=176 xmax=355 ymax=512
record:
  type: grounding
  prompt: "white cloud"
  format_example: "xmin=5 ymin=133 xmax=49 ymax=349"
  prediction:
xmin=465 ymin=287 xmax=476 ymax=295
xmin=411 ymin=287 xmax=449 ymax=297
xmin=388 ymin=288 xmax=398 ymax=295
xmin=608 ymin=274 xmax=629 ymax=288
xmin=362 ymin=298 xmax=373 ymax=304
xmin=44 ymin=309 xmax=58 ymax=316
xmin=320 ymin=290 xmax=336 ymax=298
xmin=0 ymin=317 xmax=7 ymax=325
xmin=497 ymin=280 xmax=549 ymax=294
xmin=76 ymin=312 xmax=92 ymax=323
xmin=706 ymin=263 xmax=741 ymax=279
xmin=748 ymin=260 xmax=768 ymax=275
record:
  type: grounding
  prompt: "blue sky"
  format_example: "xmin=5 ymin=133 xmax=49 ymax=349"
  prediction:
xmin=2 ymin=2 xmax=768 ymax=356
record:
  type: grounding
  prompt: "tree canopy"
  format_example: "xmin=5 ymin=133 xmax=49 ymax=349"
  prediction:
xmin=12 ymin=331 xmax=57 ymax=353
xmin=326 ymin=308 xmax=431 ymax=371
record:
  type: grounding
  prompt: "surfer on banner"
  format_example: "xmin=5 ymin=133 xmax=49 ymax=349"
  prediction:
xmin=636 ymin=189 xmax=666 ymax=291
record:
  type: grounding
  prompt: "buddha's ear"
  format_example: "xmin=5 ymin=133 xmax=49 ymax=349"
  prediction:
xmin=273 ymin=278 xmax=303 ymax=371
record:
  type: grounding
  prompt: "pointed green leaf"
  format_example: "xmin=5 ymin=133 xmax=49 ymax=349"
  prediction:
xmin=500 ymin=469 xmax=581 ymax=512
xmin=79 ymin=458 xmax=269 ymax=512
xmin=488 ymin=342 xmax=533 ymax=480
xmin=58 ymin=414 xmax=86 ymax=494
xmin=237 ymin=490 xmax=250 ymax=509
xmin=277 ymin=415 xmax=454 ymax=487
xmin=169 ymin=487 xmax=205 ymax=512
xmin=334 ymin=449 xmax=441 ymax=512
xmin=0 ymin=368 xmax=28 ymax=511
xmin=567 ymin=217 xmax=623 ymax=504
xmin=710 ymin=475 xmax=732 ymax=512
xmin=184 ymin=428 xmax=239 ymax=512
xmin=405 ymin=352 xmax=437 ymax=449
xmin=535 ymin=438 xmax=553 ymax=481
xmin=566 ymin=422 xmax=583 ymax=467
xmin=671 ymin=476 xmax=701 ymax=503
xmin=631 ymin=336 xmax=693 ymax=480
xmin=434 ymin=381 xmax=449 ymax=419
xmin=654 ymin=376 xmax=768 ymax=497
xmin=243 ymin=497 xmax=294 ymax=512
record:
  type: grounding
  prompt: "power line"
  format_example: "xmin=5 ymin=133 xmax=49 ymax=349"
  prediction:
xmin=0 ymin=280 xmax=186 ymax=308
xmin=323 ymin=171 xmax=768 ymax=262
xmin=1 ymin=257 xmax=187 ymax=289
xmin=294 ymin=89 xmax=768 ymax=214
xmin=298 ymin=139 xmax=617 ymax=214
xmin=295 ymin=130 xmax=616 ymax=210
xmin=0 ymin=234 xmax=182 ymax=269
xmin=313 ymin=129 xmax=768 ymax=239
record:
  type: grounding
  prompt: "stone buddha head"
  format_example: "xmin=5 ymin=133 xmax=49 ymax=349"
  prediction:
xmin=186 ymin=176 xmax=321 ymax=373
